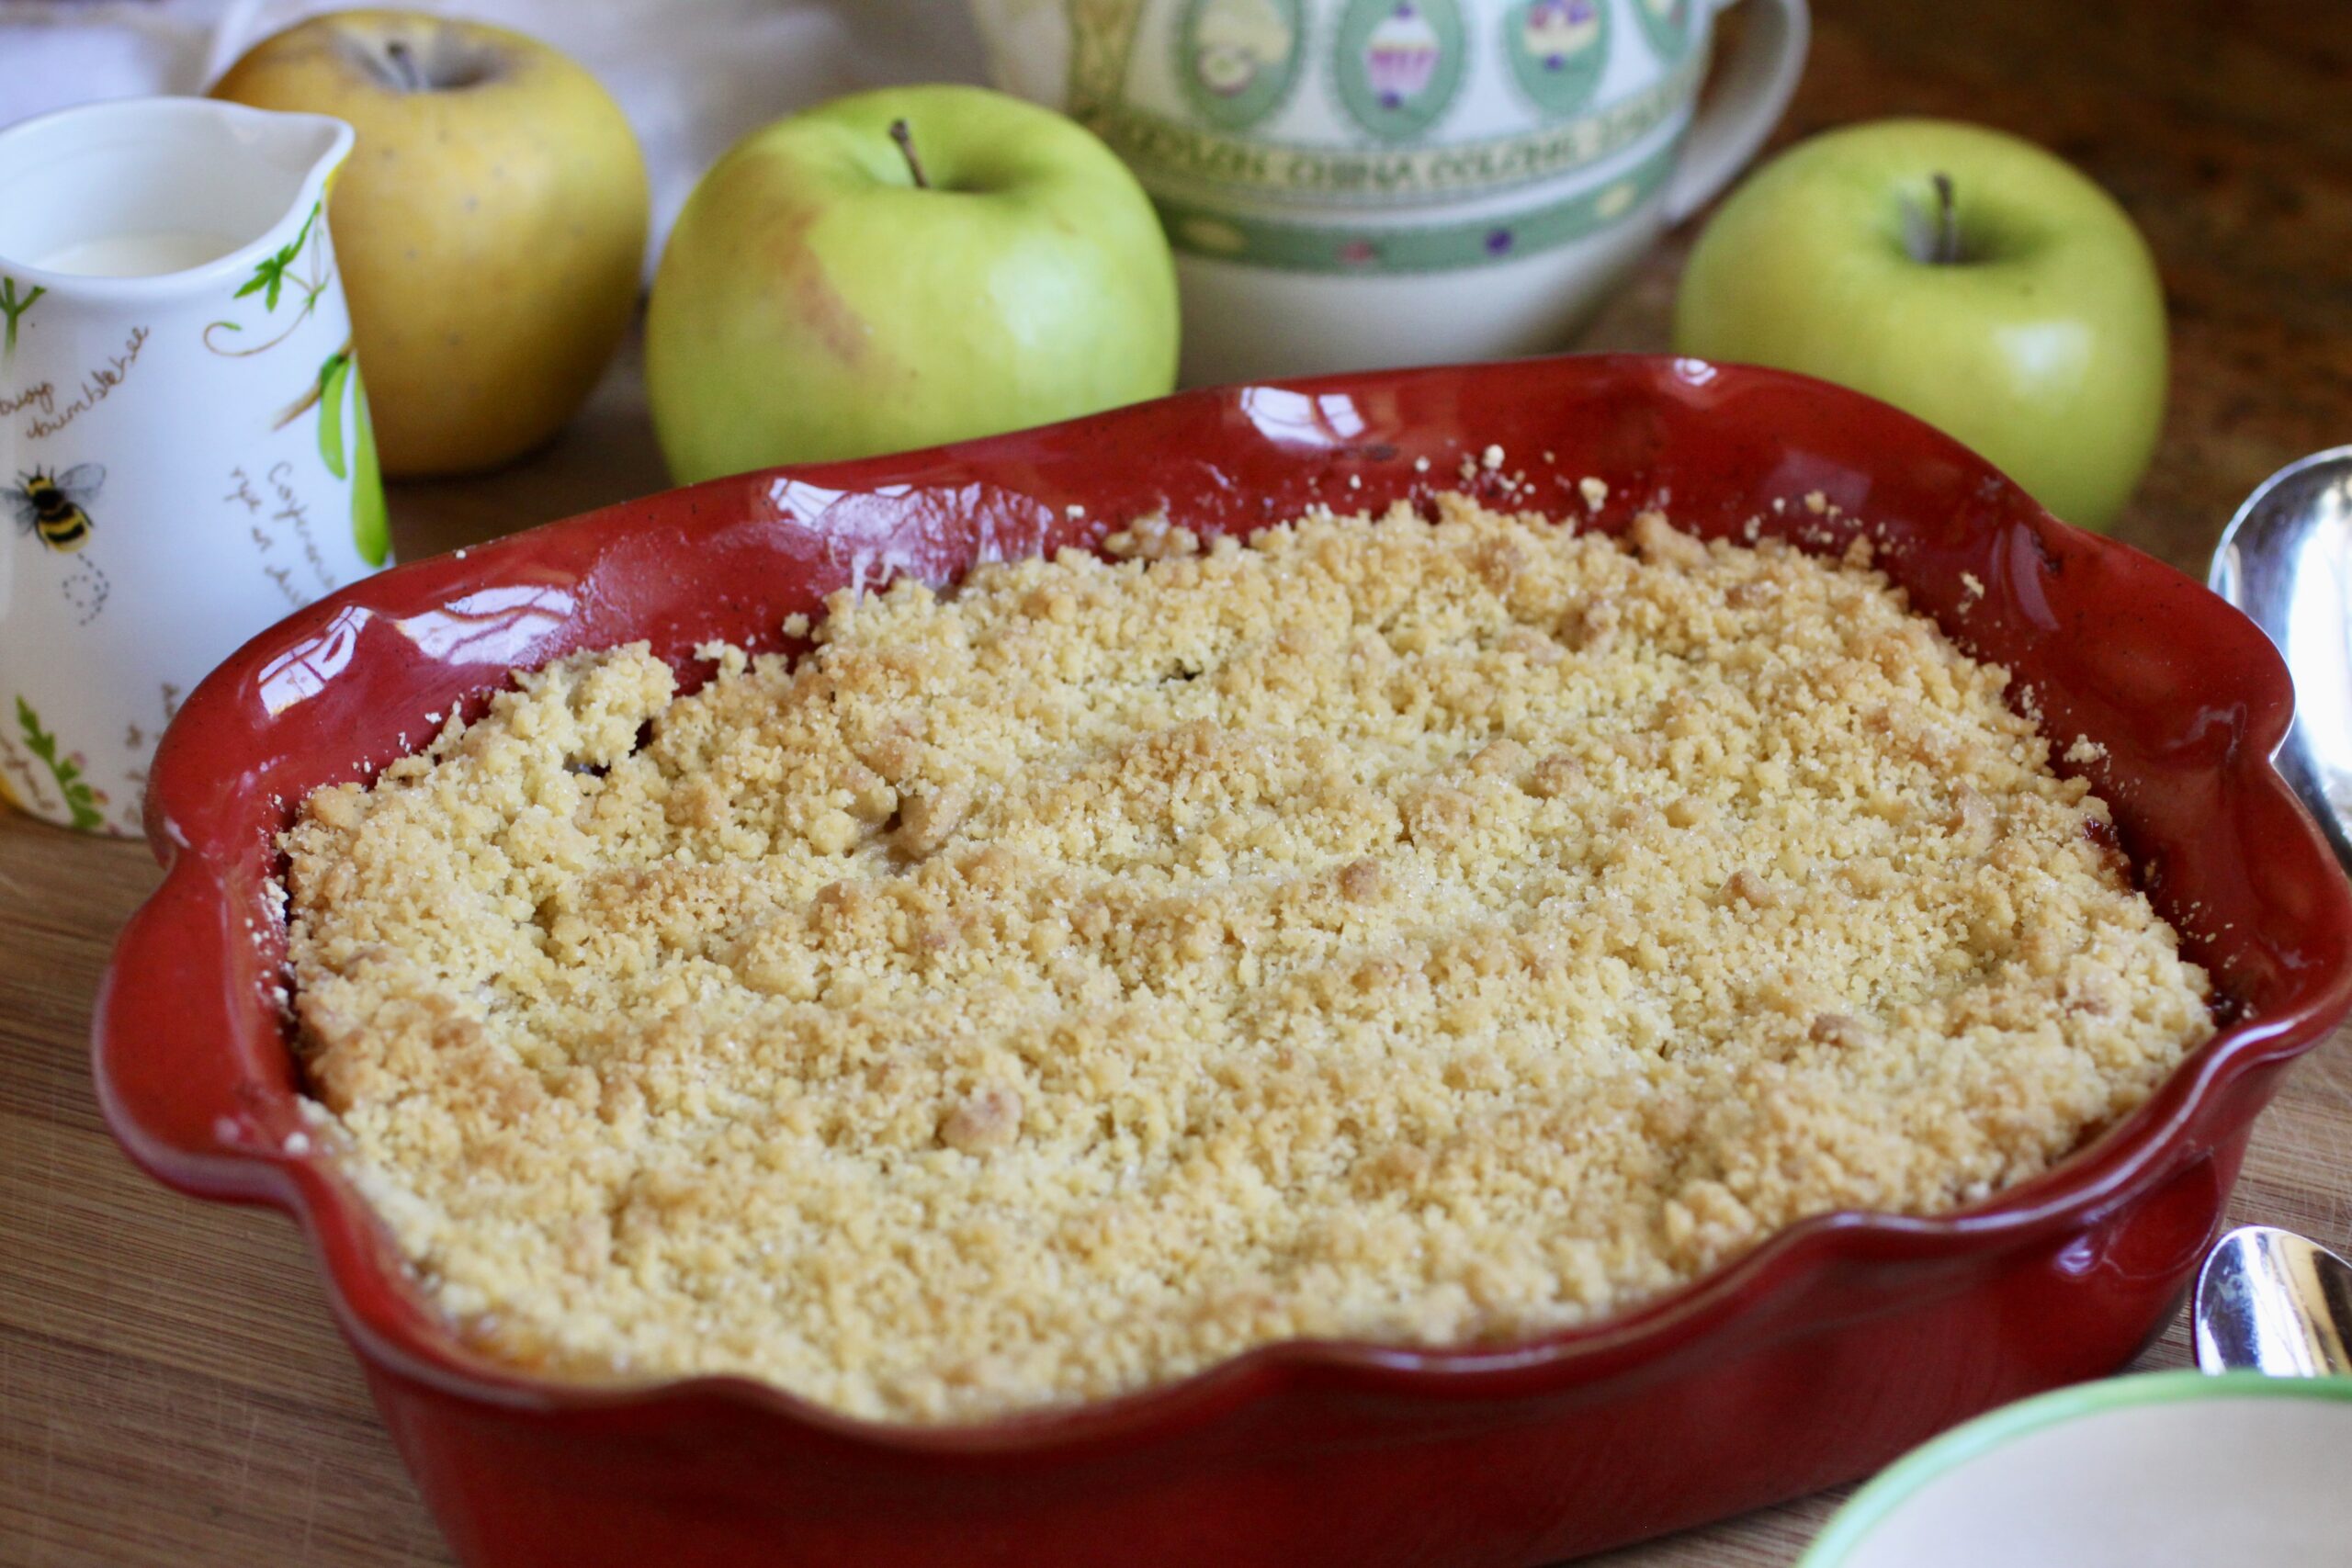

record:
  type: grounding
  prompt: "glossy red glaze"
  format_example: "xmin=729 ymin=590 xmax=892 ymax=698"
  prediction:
xmin=95 ymin=356 xmax=2352 ymax=1567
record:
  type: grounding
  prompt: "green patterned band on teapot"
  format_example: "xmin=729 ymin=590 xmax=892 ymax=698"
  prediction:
xmin=1045 ymin=0 xmax=1716 ymax=278
xmin=1155 ymin=134 xmax=1676 ymax=272
xmin=1085 ymin=47 xmax=1700 ymax=209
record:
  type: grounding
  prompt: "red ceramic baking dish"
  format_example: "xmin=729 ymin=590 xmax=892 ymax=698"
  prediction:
xmin=95 ymin=355 xmax=2352 ymax=1567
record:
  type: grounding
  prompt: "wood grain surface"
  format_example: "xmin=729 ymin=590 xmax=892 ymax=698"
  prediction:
xmin=5 ymin=1 xmax=2348 ymax=1562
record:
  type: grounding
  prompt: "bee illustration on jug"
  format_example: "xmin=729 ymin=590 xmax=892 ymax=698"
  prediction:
xmin=7 ymin=464 xmax=112 ymax=623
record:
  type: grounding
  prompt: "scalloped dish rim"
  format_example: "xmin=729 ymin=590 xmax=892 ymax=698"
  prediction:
xmin=92 ymin=353 xmax=2352 ymax=1458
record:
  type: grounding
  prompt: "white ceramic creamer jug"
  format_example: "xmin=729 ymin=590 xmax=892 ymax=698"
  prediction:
xmin=0 ymin=97 xmax=388 ymax=835
xmin=969 ymin=0 xmax=1807 ymax=385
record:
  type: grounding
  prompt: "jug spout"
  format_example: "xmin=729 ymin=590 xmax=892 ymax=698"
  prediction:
xmin=0 ymin=97 xmax=352 ymax=290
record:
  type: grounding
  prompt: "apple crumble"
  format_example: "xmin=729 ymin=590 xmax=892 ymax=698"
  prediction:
xmin=283 ymin=496 xmax=2213 ymax=1423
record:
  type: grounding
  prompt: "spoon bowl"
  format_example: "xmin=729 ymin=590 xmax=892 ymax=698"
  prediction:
xmin=2210 ymin=447 xmax=2352 ymax=874
xmin=2192 ymin=1224 xmax=2352 ymax=1377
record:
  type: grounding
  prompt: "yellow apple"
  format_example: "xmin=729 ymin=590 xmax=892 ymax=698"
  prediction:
xmin=212 ymin=9 xmax=648 ymax=477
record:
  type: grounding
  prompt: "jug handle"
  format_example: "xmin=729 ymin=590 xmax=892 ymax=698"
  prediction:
xmin=1662 ymin=0 xmax=1811 ymax=226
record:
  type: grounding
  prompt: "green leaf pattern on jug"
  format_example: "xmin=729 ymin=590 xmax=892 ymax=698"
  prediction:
xmin=347 ymin=362 xmax=389 ymax=568
xmin=199 ymin=199 xmax=389 ymax=570
xmin=0 ymin=277 xmax=41 ymax=359
xmin=206 ymin=203 xmax=331 ymax=359
xmin=315 ymin=349 xmax=352 ymax=479
xmin=15 ymin=696 xmax=106 ymax=832
xmin=232 ymin=203 xmax=318 ymax=313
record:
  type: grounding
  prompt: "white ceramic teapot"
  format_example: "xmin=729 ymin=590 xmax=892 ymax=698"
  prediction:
xmin=0 ymin=97 xmax=387 ymax=835
xmin=969 ymin=0 xmax=1807 ymax=384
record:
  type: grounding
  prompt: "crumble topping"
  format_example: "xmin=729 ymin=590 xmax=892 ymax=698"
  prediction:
xmin=283 ymin=496 xmax=2213 ymax=1423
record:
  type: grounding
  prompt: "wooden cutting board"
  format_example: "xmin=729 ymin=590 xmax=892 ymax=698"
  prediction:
xmin=5 ymin=0 xmax=2349 ymax=1560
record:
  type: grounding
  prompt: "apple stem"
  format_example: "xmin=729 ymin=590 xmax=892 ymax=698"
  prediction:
xmin=889 ymin=118 xmax=931 ymax=191
xmin=383 ymin=39 xmax=427 ymax=93
xmin=1931 ymin=171 xmax=1961 ymax=265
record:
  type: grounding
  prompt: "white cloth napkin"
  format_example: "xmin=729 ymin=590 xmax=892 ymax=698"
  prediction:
xmin=0 ymin=0 xmax=990 ymax=271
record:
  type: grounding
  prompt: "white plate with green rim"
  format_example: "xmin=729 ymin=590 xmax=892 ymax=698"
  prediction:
xmin=1804 ymin=1371 xmax=2352 ymax=1568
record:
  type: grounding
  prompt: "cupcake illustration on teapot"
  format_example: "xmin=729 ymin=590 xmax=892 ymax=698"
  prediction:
xmin=1365 ymin=3 xmax=1441 ymax=106
xmin=1507 ymin=0 xmax=1610 ymax=112
xmin=1523 ymin=0 xmax=1601 ymax=67
xmin=1193 ymin=0 xmax=1295 ymax=96
xmin=1181 ymin=0 xmax=1306 ymax=128
xmin=1337 ymin=0 xmax=1464 ymax=138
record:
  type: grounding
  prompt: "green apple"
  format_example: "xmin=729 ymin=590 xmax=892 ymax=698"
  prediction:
xmin=1673 ymin=119 xmax=2167 ymax=532
xmin=214 ymin=10 xmax=649 ymax=477
xmin=647 ymin=86 xmax=1179 ymax=484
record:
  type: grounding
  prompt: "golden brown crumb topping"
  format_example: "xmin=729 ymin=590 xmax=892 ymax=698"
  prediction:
xmin=283 ymin=497 xmax=2212 ymax=1423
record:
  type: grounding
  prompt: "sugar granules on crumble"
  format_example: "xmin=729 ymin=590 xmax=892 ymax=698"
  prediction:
xmin=283 ymin=495 xmax=2213 ymax=1423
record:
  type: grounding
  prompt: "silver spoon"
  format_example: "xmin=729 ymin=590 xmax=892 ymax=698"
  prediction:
xmin=2194 ymin=467 xmax=2352 ymax=1376
xmin=2193 ymin=1224 xmax=2352 ymax=1376
xmin=2209 ymin=446 xmax=2352 ymax=874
